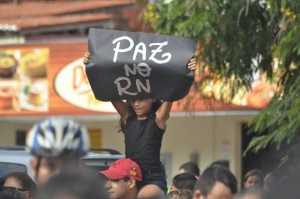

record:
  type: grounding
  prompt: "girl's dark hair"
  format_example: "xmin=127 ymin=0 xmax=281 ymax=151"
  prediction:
xmin=118 ymin=99 xmax=163 ymax=132
xmin=5 ymin=172 xmax=36 ymax=197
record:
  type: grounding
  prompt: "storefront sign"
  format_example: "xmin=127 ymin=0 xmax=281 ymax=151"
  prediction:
xmin=54 ymin=58 xmax=116 ymax=112
xmin=0 ymin=48 xmax=49 ymax=112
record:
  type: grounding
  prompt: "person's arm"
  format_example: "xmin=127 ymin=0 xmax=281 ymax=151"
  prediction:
xmin=155 ymin=101 xmax=173 ymax=129
xmin=155 ymin=58 xmax=197 ymax=129
xmin=111 ymin=100 xmax=128 ymax=118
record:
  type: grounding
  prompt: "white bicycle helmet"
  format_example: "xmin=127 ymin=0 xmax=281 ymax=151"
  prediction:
xmin=26 ymin=117 xmax=90 ymax=157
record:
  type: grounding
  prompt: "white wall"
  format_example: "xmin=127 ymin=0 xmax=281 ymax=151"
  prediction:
xmin=0 ymin=120 xmax=32 ymax=145
xmin=161 ymin=114 xmax=253 ymax=184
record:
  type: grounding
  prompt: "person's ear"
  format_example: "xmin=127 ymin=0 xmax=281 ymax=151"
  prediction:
xmin=30 ymin=158 xmax=37 ymax=180
xmin=23 ymin=190 xmax=30 ymax=198
xmin=169 ymin=185 xmax=177 ymax=192
xmin=193 ymin=189 xmax=204 ymax=199
xmin=243 ymin=180 xmax=247 ymax=188
xmin=128 ymin=178 xmax=136 ymax=189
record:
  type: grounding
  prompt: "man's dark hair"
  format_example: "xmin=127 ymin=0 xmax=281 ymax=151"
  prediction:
xmin=194 ymin=165 xmax=237 ymax=196
xmin=179 ymin=161 xmax=200 ymax=176
xmin=210 ymin=160 xmax=229 ymax=169
xmin=172 ymin=173 xmax=197 ymax=191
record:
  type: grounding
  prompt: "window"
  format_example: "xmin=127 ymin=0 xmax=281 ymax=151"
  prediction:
xmin=16 ymin=130 xmax=27 ymax=146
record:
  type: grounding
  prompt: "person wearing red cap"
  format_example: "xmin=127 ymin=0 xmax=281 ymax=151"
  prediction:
xmin=99 ymin=158 xmax=142 ymax=199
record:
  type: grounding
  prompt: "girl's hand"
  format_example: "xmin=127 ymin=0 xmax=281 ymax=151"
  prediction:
xmin=83 ymin=52 xmax=91 ymax=65
xmin=188 ymin=58 xmax=197 ymax=71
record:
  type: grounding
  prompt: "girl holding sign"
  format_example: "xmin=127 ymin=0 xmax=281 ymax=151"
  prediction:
xmin=84 ymin=52 xmax=196 ymax=199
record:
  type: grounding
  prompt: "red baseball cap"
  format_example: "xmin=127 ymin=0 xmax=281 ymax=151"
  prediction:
xmin=98 ymin=158 xmax=142 ymax=182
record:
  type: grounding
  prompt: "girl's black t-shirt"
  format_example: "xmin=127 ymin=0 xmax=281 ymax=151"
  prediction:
xmin=123 ymin=112 xmax=164 ymax=171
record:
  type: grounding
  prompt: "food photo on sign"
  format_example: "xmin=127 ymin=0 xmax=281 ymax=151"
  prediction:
xmin=19 ymin=49 xmax=48 ymax=78
xmin=20 ymin=79 xmax=48 ymax=111
xmin=0 ymin=80 xmax=19 ymax=111
xmin=0 ymin=48 xmax=49 ymax=112
xmin=85 ymin=28 xmax=196 ymax=102
xmin=0 ymin=50 xmax=20 ymax=79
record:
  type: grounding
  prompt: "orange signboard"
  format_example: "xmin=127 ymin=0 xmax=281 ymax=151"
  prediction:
xmin=0 ymin=42 xmax=118 ymax=117
xmin=0 ymin=41 xmax=264 ymax=117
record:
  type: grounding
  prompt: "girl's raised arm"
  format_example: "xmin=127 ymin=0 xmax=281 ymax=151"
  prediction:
xmin=111 ymin=100 xmax=128 ymax=118
xmin=155 ymin=101 xmax=173 ymax=129
xmin=83 ymin=52 xmax=128 ymax=118
xmin=155 ymin=57 xmax=196 ymax=129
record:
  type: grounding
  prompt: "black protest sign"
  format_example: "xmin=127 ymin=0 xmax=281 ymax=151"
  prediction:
xmin=85 ymin=28 xmax=196 ymax=102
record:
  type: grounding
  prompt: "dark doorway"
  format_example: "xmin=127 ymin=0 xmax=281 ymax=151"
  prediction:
xmin=241 ymin=124 xmax=282 ymax=182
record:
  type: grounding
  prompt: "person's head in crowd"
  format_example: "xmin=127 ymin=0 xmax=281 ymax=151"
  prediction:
xmin=243 ymin=169 xmax=263 ymax=190
xmin=168 ymin=189 xmax=193 ymax=199
xmin=179 ymin=162 xmax=200 ymax=177
xmin=193 ymin=165 xmax=237 ymax=199
xmin=35 ymin=168 xmax=108 ymax=199
xmin=263 ymin=171 xmax=276 ymax=191
xmin=210 ymin=160 xmax=230 ymax=170
xmin=26 ymin=117 xmax=90 ymax=185
xmin=170 ymin=173 xmax=197 ymax=192
xmin=98 ymin=158 xmax=142 ymax=199
xmin=234 ymin=187 xmax=265 ymax=199
xmin=2 ymin=172 xmax=36 ymax=198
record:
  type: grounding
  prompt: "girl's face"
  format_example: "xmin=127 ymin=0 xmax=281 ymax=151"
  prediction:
xmin=244 ymin=175 xmax=262 ymax=189
xmin=130 ymin=99 xmax=153 ymax=119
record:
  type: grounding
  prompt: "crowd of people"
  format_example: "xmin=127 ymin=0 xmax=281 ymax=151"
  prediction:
xmin=0 ymin=117 xmax=299 ymax=199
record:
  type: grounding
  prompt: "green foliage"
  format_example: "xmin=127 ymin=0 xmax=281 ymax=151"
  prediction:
xmin=246 ymin=75 xmax=300 ymax=153
xmin=134 ymin=0 xmax=300 ymax=155
xmin=141 ymin=0 xmax=277 ymax=88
